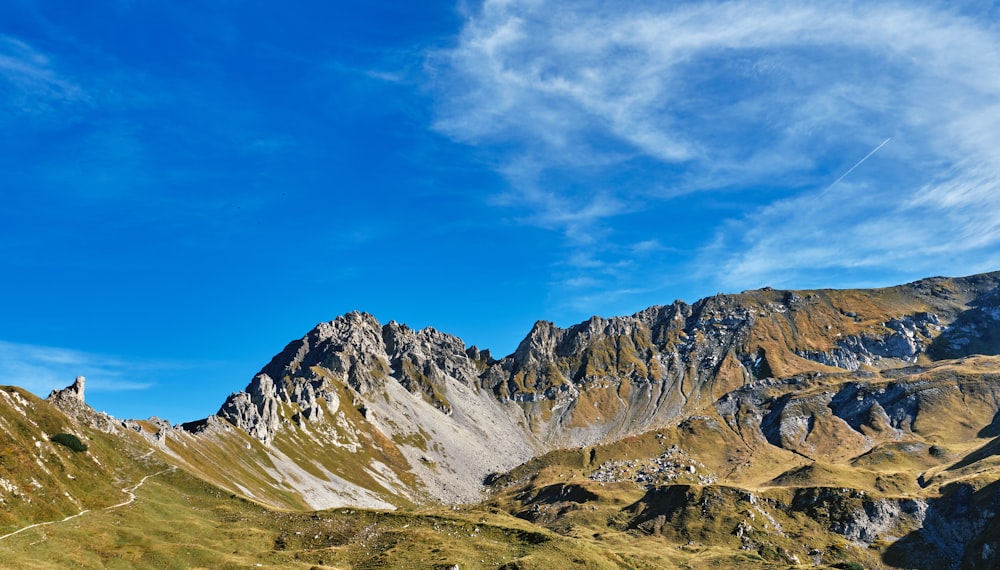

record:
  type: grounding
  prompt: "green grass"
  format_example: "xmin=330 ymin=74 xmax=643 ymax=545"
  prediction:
xmin=0 ymin=386 xmax=155 ymax=534
xmin=0 ymin=466 xmax=633 ymax=569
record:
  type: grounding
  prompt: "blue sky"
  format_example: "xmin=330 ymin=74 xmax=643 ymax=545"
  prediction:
xmin=3 ymin=1 xmax=1000 ymax=423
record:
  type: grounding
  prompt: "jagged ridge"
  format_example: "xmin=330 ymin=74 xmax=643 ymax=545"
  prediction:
xmin=172 ymin=271 xmax=1000 ymax=509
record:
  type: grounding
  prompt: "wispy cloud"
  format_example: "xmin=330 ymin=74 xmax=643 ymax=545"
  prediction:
xmin=0 ymin=34 xmax=88 ymax=119
xmin=432 ymin=0 xmax=1000 ymax=303
xmin=0 ymin=341 xmax=157 ymax=398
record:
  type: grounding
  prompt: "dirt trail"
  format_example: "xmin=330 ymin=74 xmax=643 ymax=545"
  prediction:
xmin=0 ymin=467 xmax=175 ymax=542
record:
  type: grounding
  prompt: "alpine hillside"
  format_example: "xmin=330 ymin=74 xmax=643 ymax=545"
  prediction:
xmin=4 ymin=270 xmax=1000 ymax=568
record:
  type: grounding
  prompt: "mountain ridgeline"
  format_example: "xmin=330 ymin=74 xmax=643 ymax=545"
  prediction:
xmin=150 ymin=271 xmax=1000 ymax=509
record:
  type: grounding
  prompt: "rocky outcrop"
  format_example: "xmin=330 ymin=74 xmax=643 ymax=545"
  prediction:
xmin=791 ymin=487 xmax=928 ymax=544
xmin=382 ymin=321 xmax=483 ymax=414
xmin=883 ymin=480 xmax=1000 ymax=570
xmin=122 ymin=416 xmax=174 ymax=446
xmin=929 ymin=288 xmax=1000 ymax=360
xmin=47 ymin=375 xmax=85 ymax=404
xmin=798 ymin=313 xmax=944 ymax=370
xmin=218 ymin=373 xmax=283 ymax=444
xmin=45 ymin=376 xmax=122 ymax=434
xmin=624 ymin=484 xmax=928 ymax=550
xmin=717 ymin=363 xmax=1000 ymax=462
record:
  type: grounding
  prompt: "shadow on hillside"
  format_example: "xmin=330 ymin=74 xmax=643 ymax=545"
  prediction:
xmin=519 ymin=483 xmax=599 ymax=506
xmin=926 ymin=290 xmax=1000 ymax=361
xmin=622 ymin=485 xmax=693 ymax=529
xmin=978 ymin=410 xmax=1000 ymax=438
xmin=883 ymin=479 xmax=1000 ymax=570
xmin=945 ymin=436 xmax=1000 ymax=472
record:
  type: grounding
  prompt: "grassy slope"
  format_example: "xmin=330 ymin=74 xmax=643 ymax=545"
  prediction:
xmin=0 ymin=465 xmax=634 ymax=570
xmin=0 ymin=386 xmax=156 ymax=534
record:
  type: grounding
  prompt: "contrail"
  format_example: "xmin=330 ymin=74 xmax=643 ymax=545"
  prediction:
xmin=824 ymin=137 xmax=892 ymax=192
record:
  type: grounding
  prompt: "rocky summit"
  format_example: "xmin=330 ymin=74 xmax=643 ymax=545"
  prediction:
xmin=4 ymin=271 xmax=1000 ymax=569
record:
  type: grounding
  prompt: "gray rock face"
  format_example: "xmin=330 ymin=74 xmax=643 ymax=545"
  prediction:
xmin=834 ymin=498 xmax=928 ymax=543
xmin=718 ymin=369 xmax=1000 ymax=461
xmin=929 ymin=289 xmax=1000 ymax=359
xmin=122 ymin=416 xmax=174 ymax=446
xmin=791 ymin=487 xmax=928 ymax=544
xmin=215 ymin=312 xmax=490 ymax=444
xmin=218 ymin=373 xmax=283 ymax=444
xmin=382 ymin=320 xmax=482 ymax=413
xmin=47 ymin=375 xmax=85 ymax=403
xmin=45 ymin=376 xmax=125 ymax=434
xmin=262 ymin=311 xmax=389 ymax=394
xmin=799 ymin=313 xmax=943 ymax=370
xmin=883 ymin=482 xmax=1000 ymax=570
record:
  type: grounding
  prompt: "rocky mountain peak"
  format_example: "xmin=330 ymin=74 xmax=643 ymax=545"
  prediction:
xmin=215 ymin=313 xmax=391 ymax=444
xmin=48 ymin=375 xmax=85 ymax=403
xmin=258 ymin=312 xmax=388 ymax=393
xmin=465 ymin=345 xmax=494 ymax=363
xmin=215 ymin=312 xmax=489 ymax=443
xmin=512 ymin=320 xmax=564 ymax=367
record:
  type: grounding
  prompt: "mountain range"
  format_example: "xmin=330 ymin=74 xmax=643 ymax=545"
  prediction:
xmin=4 ymin=271 xmax=1000 ymax=568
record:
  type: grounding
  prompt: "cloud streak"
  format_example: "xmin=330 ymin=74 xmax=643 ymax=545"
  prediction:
xmin=432 ymin=0 xmax=1000 ymax=303
xmin=0 ymin=341 xmax=156 ymax=398
xmin=0 ymin=34 xmax=87 ymax=119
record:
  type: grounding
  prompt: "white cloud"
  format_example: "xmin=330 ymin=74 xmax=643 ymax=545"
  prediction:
xmin=432 ymin=0 xmax=1000 ymax=299
xmin=0 ymin=35 xmax=87 ymax=118
xmin=0 ymin=341 xmax=155 ymax=398
xmin=630 ymin=239 xmax=665 ymax=255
